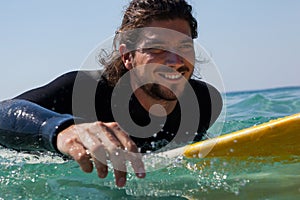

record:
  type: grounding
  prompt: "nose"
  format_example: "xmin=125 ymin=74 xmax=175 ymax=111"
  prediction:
xmin=165 ymin=51 xmax=184 ymax=68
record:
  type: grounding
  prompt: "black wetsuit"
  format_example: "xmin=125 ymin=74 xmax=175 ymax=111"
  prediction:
xmin=0 ymin=70 xmax=222 ymax=153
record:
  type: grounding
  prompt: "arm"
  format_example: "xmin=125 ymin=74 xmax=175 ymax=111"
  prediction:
xmin=0 ymin=99 xmax=145 ymax=187
xmin=0 ymin=71 xmax=79 ymax=151
xmin=0 ymin=99 xmax=75 ymax=152
xmin=0 ymin=71 xmax=145 ymax=187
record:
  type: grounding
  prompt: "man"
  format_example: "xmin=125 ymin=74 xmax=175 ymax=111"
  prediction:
xmin=0 ymin=0 xmax=222 ymax=187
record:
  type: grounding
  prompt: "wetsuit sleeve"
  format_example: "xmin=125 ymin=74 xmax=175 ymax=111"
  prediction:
xmin=0 ymin=99 xmax=75 ymax=152
xmin=0 ymin=71 xmax=82 ymax=153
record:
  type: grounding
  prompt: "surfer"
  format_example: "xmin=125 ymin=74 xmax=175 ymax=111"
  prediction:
xmin=0 ymin=0 xmax=222 ymax=187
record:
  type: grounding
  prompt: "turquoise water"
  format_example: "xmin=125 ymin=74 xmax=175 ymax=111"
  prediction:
xmin=1 ymin=86 xmax=300 ymax=199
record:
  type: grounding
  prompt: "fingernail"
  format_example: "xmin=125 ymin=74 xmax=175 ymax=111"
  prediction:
xmin=137 ymin=168 xmax=146 ymax=178
xmin=117 ymin=177 xmax=126 ymax=187
xmin=137 ymin=173 xmax=145 ymax=178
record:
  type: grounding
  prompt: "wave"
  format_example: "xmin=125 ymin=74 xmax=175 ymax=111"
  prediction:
xmin=226 ymin=86 xmax=300 ymax=96
xmin=221 ymin=86 xmax=300 ymax=133
xmin=226 ymin=86 xmax=300 ymax=116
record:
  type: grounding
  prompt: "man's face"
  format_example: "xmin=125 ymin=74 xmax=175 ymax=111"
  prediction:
xmin=125 ymin=19 xmax=195 ymax=101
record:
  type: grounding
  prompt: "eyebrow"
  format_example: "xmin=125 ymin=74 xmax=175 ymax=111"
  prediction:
xmin=180 ymin=38 xmax=194 ymax=44
xmin=143 ymin=38 xmax=165 ymax=45
xmin=143 ymin=38 xmax=193 ymax=46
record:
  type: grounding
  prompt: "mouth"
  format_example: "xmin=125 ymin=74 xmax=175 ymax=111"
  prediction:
xmin=154 ymin=65 xmax=190 ymax=84
xmin=158 ymin=72 xmax=185 ymax=81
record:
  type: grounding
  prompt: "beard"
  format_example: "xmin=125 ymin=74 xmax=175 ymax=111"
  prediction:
xmin=130 ymin=63 xmax=191 ymax=101
xmin=140 ymin=83 xmax=179 ymax=101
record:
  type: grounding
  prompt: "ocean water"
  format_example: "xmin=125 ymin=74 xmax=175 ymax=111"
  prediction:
xmin=1 ymin=86 xmax=300 ymax=200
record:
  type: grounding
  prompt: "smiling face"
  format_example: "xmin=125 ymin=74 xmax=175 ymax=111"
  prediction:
xmin=120 ymin=18 xmax=195 ymax=112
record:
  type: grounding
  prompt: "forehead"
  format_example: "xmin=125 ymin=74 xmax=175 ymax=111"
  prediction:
xmin=146 ymin=19 xmax=192 ymax=37
xmin=139 ymin=19 xmax=192 ymax=45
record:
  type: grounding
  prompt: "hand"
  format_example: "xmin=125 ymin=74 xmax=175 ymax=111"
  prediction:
xmin=56 ymin=121 xmax=146 ymax=187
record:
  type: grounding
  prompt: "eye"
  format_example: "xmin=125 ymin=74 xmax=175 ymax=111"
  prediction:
xmin=145 ymin=47 xmax=166 ymax=54
xmin=178 ymin=43 xmax=194 ymax=52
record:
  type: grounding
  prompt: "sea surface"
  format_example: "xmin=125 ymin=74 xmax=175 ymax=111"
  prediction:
xmin=1 ymin=86 xmax=300 ymax=200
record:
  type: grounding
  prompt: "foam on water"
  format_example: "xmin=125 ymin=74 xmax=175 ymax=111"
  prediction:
xmin=1 ymin=86 xmax=300 ymax=199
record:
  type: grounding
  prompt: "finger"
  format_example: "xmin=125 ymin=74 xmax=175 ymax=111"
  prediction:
xmin=94 ymin=122 xmax=125 ymax=149
xmin=89 ymin=142 xmax=109 ymax=179
xmin=94 ymin=122 xmax=130 ymax=187
xmin=69 ymin=144 xmax=93 ymax=173
xmin=114 ymin=169 xmax=127 ymax=188
xmin=109 ymin=123 xmax=146 ymax=178
xmin=93 ymin=158 xmax=108 ymax=178
xmin=77 ymin=127 xmax=111 ymax=178
xmin=78 ymin=122 xmax=127 ymax=185
xmin=127 ymin=151 xmax=146 ymax=178
xmin=109 ymin=148 xmax=127 ymax=187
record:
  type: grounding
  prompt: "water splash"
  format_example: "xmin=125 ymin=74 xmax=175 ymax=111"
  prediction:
xmin=1 ymin=87 xmax=300 ymax=199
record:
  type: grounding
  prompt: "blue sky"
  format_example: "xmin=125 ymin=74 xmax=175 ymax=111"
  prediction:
xmin=0 ymin=0 xmax=299 ymax=100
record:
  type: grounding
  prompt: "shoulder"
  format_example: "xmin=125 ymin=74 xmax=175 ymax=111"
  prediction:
xmin=50 ymin=70 xmax=109 ymax=88
xmin=62 ymin=69 xmax=111 ymax=95
xmin=189 ymin=79 xmax=223 ymax=125
xmin=189 ymin=79 xmax=222 ymax=100
xmin=57 ymin=70 xmax=103 ymax=82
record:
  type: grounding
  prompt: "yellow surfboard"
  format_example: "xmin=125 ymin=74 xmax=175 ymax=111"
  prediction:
xmin=160 ymin=113 xmax=300 ymax=159
xmin=184 ymin=112 xmax=300 ymax=158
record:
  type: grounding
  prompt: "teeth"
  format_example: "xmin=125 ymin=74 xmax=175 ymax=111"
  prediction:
xmin=163 ymin=73 xmax=182 ymax=80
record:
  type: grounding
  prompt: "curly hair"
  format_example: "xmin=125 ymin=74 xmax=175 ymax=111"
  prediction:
xmin=99 ymin=0 xmax=198 ymax=86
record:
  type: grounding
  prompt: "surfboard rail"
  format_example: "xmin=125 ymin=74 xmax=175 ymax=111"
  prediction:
xmin=157 ymin=113 xmax=300 ymax=159
xmin=183 ymin=113 xmax=300 ymax=158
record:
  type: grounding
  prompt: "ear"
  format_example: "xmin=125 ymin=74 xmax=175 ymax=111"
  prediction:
xmin=119 ymin=44 xmax=133 ymax=70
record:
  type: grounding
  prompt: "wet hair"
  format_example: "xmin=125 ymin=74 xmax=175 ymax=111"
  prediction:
xmin=99 ymin=0 xmax=198 ymax=86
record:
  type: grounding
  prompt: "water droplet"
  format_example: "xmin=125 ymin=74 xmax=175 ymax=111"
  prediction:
xmin=151 ymin=141 xmax=155 ymax=148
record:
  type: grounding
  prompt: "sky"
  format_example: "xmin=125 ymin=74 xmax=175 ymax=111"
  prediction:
xmin=0 ymin=0 xmax=299 ymax=100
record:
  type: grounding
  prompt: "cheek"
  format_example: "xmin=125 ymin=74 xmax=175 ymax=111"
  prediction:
xmin=132 ymin=55 xmax=159 ymax=73
xmin=183 ymin=56 xmax=195 ymax=69
xmin=131 ymin=59 xmax=151 ymax=77
xmin=185 ymin=51 xmax=196 ymax=66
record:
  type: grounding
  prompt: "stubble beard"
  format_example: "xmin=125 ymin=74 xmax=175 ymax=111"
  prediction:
xmin=131 ymin=64 xmax=191 ymax=102
xmin=140 ymin=83 xmax=180 ymax=101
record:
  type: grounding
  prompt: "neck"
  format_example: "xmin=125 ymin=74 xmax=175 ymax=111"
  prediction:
xmin=133 ymin=88 xmax=177 ymax=117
